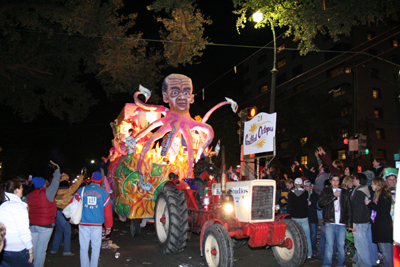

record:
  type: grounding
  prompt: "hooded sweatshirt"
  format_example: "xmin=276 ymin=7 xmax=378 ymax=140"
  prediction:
xmin=351 ymin=185 xmax=371 ymax=224
xmin=287 ymin=187 xmax=309 ymax=218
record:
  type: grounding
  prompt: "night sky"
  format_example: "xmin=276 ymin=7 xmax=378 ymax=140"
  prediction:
xmin=0 ymin=0 xmax=275 ymax=179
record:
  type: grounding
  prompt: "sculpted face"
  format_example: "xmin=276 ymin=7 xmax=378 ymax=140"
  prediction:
xmin=162 ymin=74 xmax=194 ymax=113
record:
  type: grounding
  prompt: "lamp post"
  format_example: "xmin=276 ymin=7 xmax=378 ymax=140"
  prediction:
xmin=253 ymin=12 xmax=278 ymax=113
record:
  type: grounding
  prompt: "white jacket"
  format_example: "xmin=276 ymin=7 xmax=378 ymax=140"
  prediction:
xmin=0 ymin=192 xmax=33 ymax=251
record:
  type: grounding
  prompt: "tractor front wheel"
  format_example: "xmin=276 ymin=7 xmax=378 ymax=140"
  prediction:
xmin=202 ymin=224 xmax=234 ymax=267
xmin=154 ymin=186 xmax=189 ymax=254
xmin=272 ymin=219 xmax=307 ymax=267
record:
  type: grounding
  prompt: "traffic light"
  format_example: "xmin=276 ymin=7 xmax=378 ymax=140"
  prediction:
xmin=358 ymin=134 xmax=368 ymax=154
xmin=247 ymin=106 xmax=258 ymax=119
xmin=343 ymin=138 xmax=349 ymax=145
xmin=237 ymin=109 xmax=248 ymax=144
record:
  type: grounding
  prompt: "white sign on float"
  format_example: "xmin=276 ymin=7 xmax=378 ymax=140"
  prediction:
xmin=243 ymin=112 xmax=276 ymax=156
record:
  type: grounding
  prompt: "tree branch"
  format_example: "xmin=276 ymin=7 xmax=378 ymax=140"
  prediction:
xmin=174 ymin=0 xmax=190 ymax=38
xmin=0 ymin=2 xmax=115 ymax=41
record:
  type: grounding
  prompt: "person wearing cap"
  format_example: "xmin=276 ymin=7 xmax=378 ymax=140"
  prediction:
xmin=287 ymin=177 xmax=312 ymax=259
xmin=350 ymin=172 xmax=374 ymax=267
xmin=318 ymin=173 xmax=352 ymax=267
xmin=27 ymin=162 xmax=61 ymax=267
xmin=50 ymin=172 xmax=85 ymax=256
xmin=383 ymin=167 xmax=397 ymax=221
xmin=74 ymin=171 xmax=113 ymax=267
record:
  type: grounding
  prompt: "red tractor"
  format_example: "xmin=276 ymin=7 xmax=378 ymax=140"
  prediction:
xmin=153 ymin=149 xmax=307 ymax=267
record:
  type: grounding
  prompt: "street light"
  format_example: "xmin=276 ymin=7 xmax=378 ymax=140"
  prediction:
xmin=253 ymin=11 xmax=278 ymax=113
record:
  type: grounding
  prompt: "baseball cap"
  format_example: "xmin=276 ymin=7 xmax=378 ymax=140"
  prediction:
xmin=91 ymin=171 xmax=103 ymax=184
xmin=303 ymin=180 xmax=312 ymax=186
xmin=294 ymin=178 xmax=303 ymax=185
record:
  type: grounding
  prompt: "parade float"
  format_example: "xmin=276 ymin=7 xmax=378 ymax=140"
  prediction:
xmin=105 ymin=74 xmax=237 ymax=226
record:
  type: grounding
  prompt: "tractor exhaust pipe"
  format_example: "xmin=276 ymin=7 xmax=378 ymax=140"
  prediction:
xmin=221 ymin=146 xmax=227 ymax=194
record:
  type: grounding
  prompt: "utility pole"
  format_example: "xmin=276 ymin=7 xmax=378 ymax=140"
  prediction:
xmin=353 ymin=67 xmax=359 ymax=171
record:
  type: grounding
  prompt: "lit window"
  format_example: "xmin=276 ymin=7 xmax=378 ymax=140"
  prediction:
xmin=330 ymin=68 xmax=343 ymax=77
xmin=260 ymin=85 xmax=268 ymax=93
xmin=329 ymin=87 xmax=346 ymax=97
xmin=338 ymin=150 xmax=346 ymax=160
xmin=281 ymin=141 xmax=289 ymax=149
xmin=372 ymin=88 xmax=381 ymax=99
xmin=300 ymin=137 xmax=307 ymax=146
xmin=374 ymin=108 xmax=383 ymax=119
xmin=277 ymin=44 xmax=286 ymax=53
xmin=277 ymin=58 xmax=286 ymax=68
xmin=300 ymin=156 xmax=308 ymax=165
xmin=393 ymin=40 xmax=399 ymax=47
xmin=341 ymin=129 xmax=349 ymax=138
xmin=376 ymin=128 xmax=385 ymax=139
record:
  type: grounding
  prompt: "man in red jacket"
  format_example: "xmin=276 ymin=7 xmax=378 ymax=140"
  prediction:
xmin=74 ymin=171 xmax=112 ymax=267
xmin=27 ymin=161 xmax=61 ymax=267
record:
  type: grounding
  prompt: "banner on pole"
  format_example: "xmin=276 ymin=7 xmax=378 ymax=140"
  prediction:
xmin=243 ymin=112 xmax=276 ymax=156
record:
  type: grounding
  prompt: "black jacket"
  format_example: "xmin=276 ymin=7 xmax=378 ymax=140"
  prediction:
xmin=368 ymin=194 xmax=393 ymax=243
xmin=350 ymin=186 xmax=371 ymax=224
xmin=308 ymin=190 xmax=319 ymax=224
xmin=287 ymin=188 xmax=308 ymax=218
xmin=318 ymin=187 xmax=352 ymax=228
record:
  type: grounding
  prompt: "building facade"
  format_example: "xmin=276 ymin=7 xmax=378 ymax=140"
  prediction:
xmin=240 ymin=23 xmax=400 ymax=171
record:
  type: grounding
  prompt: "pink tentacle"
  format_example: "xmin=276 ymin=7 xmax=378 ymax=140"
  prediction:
xmin=113 ymin=138 xmax=127 ymax=156
xmin=134 ymin=92 xmax=169 ymax=116
xmin=181 ymin=124 xmax=195 ymax=178
xmin=201 ymin=101 xmax=231 ymax=123
xmin=137 ymin=123 xmax=172 ymax=175
xmin=134 ymin=117 xmax=168 ymax=141
xmin=160 ymin=121 xmax=181 ymax=157
xmin=192 ymin=123 xmax=214 ymax=162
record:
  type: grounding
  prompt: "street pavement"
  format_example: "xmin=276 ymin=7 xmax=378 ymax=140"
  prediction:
xmin=45 ymin=218 xmax=356 ymax=267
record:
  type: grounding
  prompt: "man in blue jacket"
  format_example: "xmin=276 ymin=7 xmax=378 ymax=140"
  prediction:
xmin=74 ymin=171 xmax=113 ymax=267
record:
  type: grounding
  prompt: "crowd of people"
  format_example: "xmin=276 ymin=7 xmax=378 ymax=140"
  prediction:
xmin=0 ymin=160 xmax=113 ymax=267
xmin=0 ymin=147 xmax=397 ymax=267
xmin=259 ymin=146 xmax=397 ymax=267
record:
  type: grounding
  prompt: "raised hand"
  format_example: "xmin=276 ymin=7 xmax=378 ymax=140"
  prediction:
xmin=81 ymin=167 xmax=87 ymax=176
xmin=49 ymin=160 xmax=59 ymax=170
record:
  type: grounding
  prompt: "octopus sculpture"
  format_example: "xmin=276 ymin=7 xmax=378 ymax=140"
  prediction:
xmin=133 ymin=73 xmax=237 ymax=178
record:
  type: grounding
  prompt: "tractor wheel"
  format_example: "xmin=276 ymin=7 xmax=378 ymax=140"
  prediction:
xmin=272 ymin=219 xmax=307 ymax=267
xmin=154 ymin=186 xmax=189 ymax=254
xmin=130 ymin=219 xmax=141 ymax=237
xmin=231 ymin=238 xmax=248 ymax=249
xmin=202 ymin=224 xmax=234 ymax=267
